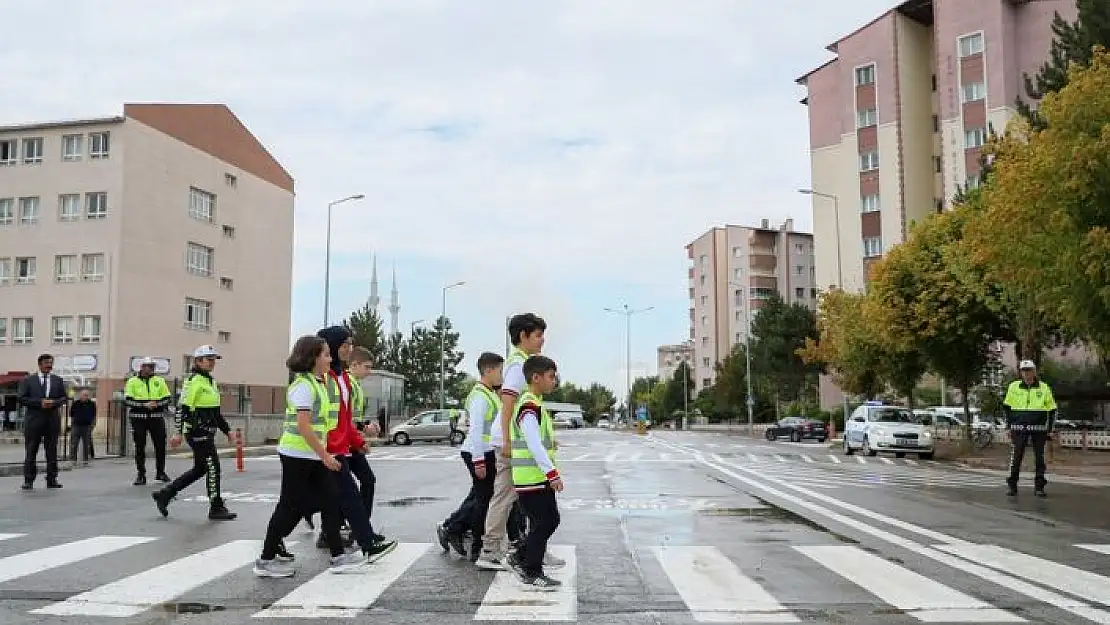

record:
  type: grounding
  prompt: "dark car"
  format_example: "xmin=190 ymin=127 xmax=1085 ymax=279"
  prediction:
xmin=765 ymin=417 xmax=828 ymax=443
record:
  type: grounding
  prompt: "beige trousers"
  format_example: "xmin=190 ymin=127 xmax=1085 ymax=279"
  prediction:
xmin=479 ymin=450 xmax=517 ymax=557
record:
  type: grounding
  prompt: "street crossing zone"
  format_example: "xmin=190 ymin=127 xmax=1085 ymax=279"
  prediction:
xmin=0 ymin=532 xmax=1108 ymax=621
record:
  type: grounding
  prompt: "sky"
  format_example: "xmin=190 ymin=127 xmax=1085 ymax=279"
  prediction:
xmin=2 ymin=0 xmax=896 ymax=399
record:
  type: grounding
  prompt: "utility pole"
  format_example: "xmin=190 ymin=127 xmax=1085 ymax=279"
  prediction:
xmin=439 ymin=281 xmax=465 ymax=409
xmin=322 ymin=194 xmax=365 ymax=326
xmin=604 ymin=304 xmax=654 ymax=424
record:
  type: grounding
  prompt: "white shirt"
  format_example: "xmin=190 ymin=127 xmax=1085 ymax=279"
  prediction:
xmin=518 ymin=407 xmax=556 ymax=479
xmin=277 ymin=379 xmax=321 ymax=460
xmin=462 ymin=388 xmax=496 ymax=456
xmin=41 ymin=374 xmax=50 ymax=397
xmin=489 ymin=361 xmax=526 ymax=449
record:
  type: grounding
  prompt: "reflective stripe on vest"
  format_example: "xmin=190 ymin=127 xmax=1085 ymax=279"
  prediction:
xmin=125 ymin=375 xmax=171 ymax=400
xmin=1002 ymin=380 xmax=1056 ymax=412
xmin=279 ymin=374 xmax=333 ymax=453
xmin=468 ymin=383 xmax=500 ymax=442
xmin=324 ymin=373 xmax=350 ymax=431
xmin=509 ymin=390 xmax=556 ymax=484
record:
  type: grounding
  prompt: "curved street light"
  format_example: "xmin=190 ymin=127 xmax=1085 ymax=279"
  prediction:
xmin=323 ymin=194 xmax=366 ymax=326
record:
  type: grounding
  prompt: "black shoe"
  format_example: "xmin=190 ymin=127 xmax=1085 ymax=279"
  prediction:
xmin=1006 ymin=485 xmax=1017 ymax=496
xmin=363 ymin=539 xmax=398 ymax=563
xmin=1034 ymin=488 xmax=1047 ymax=498
xmin=20 ymin=482 xmax=32 ymax=491
xmin=372 ymin=532 xmax=387 ymax=543
xmin=46 ymin=482 xmax=62 ymax=489
xmin=447 ymin=532 xmax=467 ymax=557
xmin=155 ymin=472 xmax=171 ymax=482
xmin=516 ymin=571 xmax=561 ymax=591
xmin=152 ymin=491 xmax=171 ymax=517
xmin=469 ymin=541 xmax=482 ymax=563
xmin=134 ymin=476 xmax=147 ymax=486
xmin=275 ymin=541 xmax=295 ymax=563
xmin=208 ymin=503 xmax=237 ymax=521
xmin=317 ymin=531 xmax=355 ymax=549
xmin=436 ymin=524 xmax=450 ymax=552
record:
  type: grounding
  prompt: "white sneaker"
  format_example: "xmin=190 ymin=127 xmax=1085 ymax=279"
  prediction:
xmin=543 ymin=552 xmax=566 ymax=568
xmin=253 ymin=558 xmax=295 ymax=578
xmin=328 ymin=550 xmax=368 ymax=574
xmin=475 ymin=555 xmax=507 ymax=570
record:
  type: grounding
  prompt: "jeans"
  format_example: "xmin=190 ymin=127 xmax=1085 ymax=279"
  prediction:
xmin=262 ymin=455 xmax=346 ymax=559
xmin=516 ymin=484 xmax=560 ymax=577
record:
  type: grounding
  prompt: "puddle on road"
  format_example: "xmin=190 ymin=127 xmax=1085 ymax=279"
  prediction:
xmin=382 ymin=496 xmax=446 ymax=506
xmin=698 ymin=494 xmax=860 ymax=544
xmin=159 ymin=602 xmax=225 ymax=614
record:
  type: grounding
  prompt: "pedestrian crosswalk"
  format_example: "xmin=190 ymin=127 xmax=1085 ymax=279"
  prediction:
xmin=2 ymin=532 xmax=1110 ymax=622
xmin=713 ymin=452 xmax=1005 ymax=490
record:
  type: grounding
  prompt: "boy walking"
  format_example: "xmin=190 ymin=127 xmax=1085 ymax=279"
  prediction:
xmin=506 ymin=355 xmax=563 ymax=590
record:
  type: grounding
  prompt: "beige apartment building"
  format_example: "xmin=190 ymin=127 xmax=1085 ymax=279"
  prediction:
xmin=687 ymin=219 xmax=815 ymax=392
xmin=656 ymin=341 xmax=693 ymax=383
xmin=0 ymin=103 xmax=295 ymax=414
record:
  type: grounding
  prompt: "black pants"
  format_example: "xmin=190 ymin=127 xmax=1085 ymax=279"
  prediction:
xmin=131 ymin=416 xmax=167 ymax=477
xmin=348 ymin=450 xmax=377 ymax=531
xmin=70 ymin=424 xmax=94 ymax=462
xmin=165 ymin=438 xmax=222 ymax=504
xmin=24 ymin=414 xmax=61 ymax=484
xmin=1008 ymin=431 xmax=1048 ymax=489
xmin=516 ymin=484 xmax=560 ymax=577
xmin=263 ymin=455 xmax=346 ymax=559
xmin=446 ymin=451 xmax=496 ymax=541
xmin=329 ymin=456 xmax=378 ymax=550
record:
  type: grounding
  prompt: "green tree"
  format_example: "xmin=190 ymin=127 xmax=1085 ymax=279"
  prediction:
xmin=343 ymin=302 xmax=386 ymax=364
xmin=392 ymin=316 xmax=466 ymax=408
xmin=799 ymin=290 xmax=884 ymax=399
xmin=710 ymin=344 xmax=750 ymax=416
xmin=662 ymin=361 xmax=694 ymax=418
xmin=582 ymin=383 xmax=617 ymax=421
xmin=1018 ymin=0 xmax=1110 ymax=129
xmin=749 ymin=294 xmax=820 ymax=406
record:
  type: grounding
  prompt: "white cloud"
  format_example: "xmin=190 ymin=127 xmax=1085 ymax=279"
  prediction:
xmin=1 ymin=0 xmax=895 ymax=394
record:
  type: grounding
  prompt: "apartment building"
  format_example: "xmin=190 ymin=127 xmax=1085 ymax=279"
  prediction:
xmin=0 ymin=103 xmax=295 ymax=412
xmin=656 ymin=341 xmax=694 ymax=383
xmin=687 ymin=219 xmax=815 ymax=392
xmin=796 ymin=0 xmax=1074 ymax=294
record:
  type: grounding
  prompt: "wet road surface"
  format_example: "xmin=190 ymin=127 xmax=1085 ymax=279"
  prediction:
xmin=0 ymin=428 xmax=1108 ymax=624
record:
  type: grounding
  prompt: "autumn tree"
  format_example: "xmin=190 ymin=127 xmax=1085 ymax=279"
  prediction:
xmin=799 ymin=290 xmax=884 ymax=399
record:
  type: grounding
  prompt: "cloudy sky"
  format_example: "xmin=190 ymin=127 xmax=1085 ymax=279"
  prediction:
xmin=3 ymin=0 xmax=893 ymax=398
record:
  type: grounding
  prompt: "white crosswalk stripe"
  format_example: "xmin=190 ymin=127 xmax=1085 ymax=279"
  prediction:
xmin=0 ymin=534 xmax=1108 ymax=621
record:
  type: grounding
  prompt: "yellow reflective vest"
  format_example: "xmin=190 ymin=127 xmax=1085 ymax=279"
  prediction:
xmin=509 ymin=389 xmax=557 ymax=486
xmin=1002 ymin=379 xmax=1057 ymax=431
xmin=468 ymin=383 xmax=501 ymax=443
xmin=278 ymin=374 xmax=335 ymax=454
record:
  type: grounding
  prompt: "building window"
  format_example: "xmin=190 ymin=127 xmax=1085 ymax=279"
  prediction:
xmin=962 ymin=82 xmax=986 ymax=103
xmin=699 ymin=275 xmax=706 ymax=286
xmin=856 ymin=108 xmax=877 ymax=128
xmin=224 ymin=173 xmax=237 ymax=187
xmin=855 ymin=65 xmax=875 ymax=86
xmin=81 ymin=253 xmax=105 ymax=281
xmin=52 ymin=316 xmax=74 ymax=344
xmin=0 ymin=139 xmax=15 ymax=165
xmin=965 ymin=127 xmax=987 ymax=149
xmin=958 ymin=33 xmax=984 ymax=58
xmin=699 ymin=295 xmax=707 ymax=306
xmin=0 ymin=318 xmax=6 ymax=344
xmin=61 ymin=134 xmax=83 ymax=161
xmin=795 ymin=242 xmax=806 ymax=253
xmin=85 ymin=192 xmax=108 ymax=219
xmin=702 ymin=336 xmax=709 ymax=346
xmin=732 ymin=246 xmax=741 ymax=258
xmin=0 ymin=198 xmax=12 ymax=225
xmin=189 ymin=187 xmax=216 ymax=222
xmin=58 ymin=194 xmax=81 ymax=221
xmin=699 ymin=254 xmax=708 ymax=268
xmin=750 ymin=287 xmax=775 ymax=299
xmin=21 ymin=137 xmax=43 ymax=164
xmin=89 ymin=132 xmax=110 ymax=159
xmin=186 ymin=242 xmax=214 ymax=277
xmin=12 ymin=317 xmax=33 ymax=345
xmin=932 ymin=115 xmax=939 ymax=133
xmin=859 ymin=150 xmax=879 ymax=172
xmin=734 ymin=289 xmax=743 ymax=306
xmin=0 ymin=257 xmax=10 ymax=285
xmin=217 ymin=331 xmax=231 ymax=343
xmin=222 ymin=225 xmax=236 ymax=239
xmin=19 ymin=197 xmax=40 ymax=225
xmin=735 ymin=311 xmax=742 ymax=321
xmin=795 ymin=287 xmax=805 ymax=299
xmin=15 ymin=257 xmax=36 ymax=284
xmin=795 ymin=265 xmax=804 ymax=275
xmin=220 ymin=277 xmax=233 ymax=290
xmin=185 ymin=298 xmax=212 ymax=331
xmin=55 ymin=255 xmax=77 ymax=283
xmin=861 ymin=193 xmax=881 ymax=213
xmin=733 ymin=268 xmax=742 ymax=280
xmin=863 ymin=236 xmax=883 ymax=258
xmin=78 ymin=315 xmax=101 ymax=343
xmin=700 ymin=315 xmax=708 ymax=327
xmin=702 ymin=357 xmax=711 ymax=367
xmin=934 ymin=156 xmax=943 ymax=173
xmin=931 ymin=74 xmax=937 ymax=92
xmin=967 ymin=173 xmax=981 ymax=189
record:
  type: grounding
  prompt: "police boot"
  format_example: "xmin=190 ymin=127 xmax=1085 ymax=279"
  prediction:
xmin=208 ymin=499 xmax=237 ymax=521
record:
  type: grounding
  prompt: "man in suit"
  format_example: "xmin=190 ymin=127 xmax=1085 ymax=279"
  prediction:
xmin=18 ymin=353 xmax=69 ymax=490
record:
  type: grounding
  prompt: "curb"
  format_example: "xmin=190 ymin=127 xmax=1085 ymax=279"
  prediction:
xmin=0 ymin=462 xmax=75 ymax=478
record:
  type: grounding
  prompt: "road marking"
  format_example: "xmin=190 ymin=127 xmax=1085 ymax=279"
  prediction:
xmin=747 ymin=453 xmax=759 ymax=462
xmin=256 ymin=542 xmax=429 ymax=618
xmin=654 ymin=545 xmax=798 ymax=623
xmin=731 ymin=443 xmax=746 ymax=449
xmin=1077 ymin=544 xmax=1110 ymax=555
xmin=705 ymin=443 xmax=719 ymax=448
xmin=660 ymin=453 xmax=672 ymax=461
xmin=627 ymin=452 xmax=642 ymax=461
xmin=796 ymin=545 xmax=1021 ymax=622
xmin=605 ymin=452 xmax=620 ymax=461
xmin=774 ymin=454 xmax=787 ymax=462
xmin=879 ymin=457 xmax=894 ymax=465
xmin=474 ymin=544 xmax=576 ymax=621
xmin=34 ymin=539 xmax=260 ymax=617
xmin=935 ymin=543 xmax=1110 ymax=608
xmin=855 ymin=456 xmax=867 ymax=464
xmin=0 ymin=536 xmax=154 ymax=585
xmin=577 ymin=453 xmax=595 ymax=460
xmin=828 ymin=455 xmax=841 ymax=464
xmin=903 ymin=458 xmax=918 ymax=465
xmin=0 ymin=533 xmax=26 ymax=542
xmin=801 ymin=454 xmax=814 ymax=463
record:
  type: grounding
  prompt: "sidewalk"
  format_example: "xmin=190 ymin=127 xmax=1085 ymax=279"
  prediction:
xmin=953 ymin=443 xmax=1110 ymax=479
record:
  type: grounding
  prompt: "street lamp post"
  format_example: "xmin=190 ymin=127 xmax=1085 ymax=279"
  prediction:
xmin=798 ymin=188 xmax=849 ymax=426
xmin=323 ymin=193 xmax=366 ymax=326
xmin=729 ymin=280 xmax=755 ymax=436
xmin=439 ymin=282 xmax=465 ymax=409
xmin=604 ymin=304 xmax=653 ymax=425
xmin=410 ymin=319 xmax=424 ymax=335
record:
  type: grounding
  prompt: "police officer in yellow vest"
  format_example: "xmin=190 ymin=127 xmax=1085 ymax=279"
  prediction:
xmin=124 ymin=357 xmax=172 ymax=485
xmin=437 ymin=352 xmax=504 ymax=560
xmin=505 ymin=355 xmax=564 ymax=590
xmin=152 ymin=345 xmax=239 ymax=520
xmin=1003 ymin=360 xmax=1057 ymax=497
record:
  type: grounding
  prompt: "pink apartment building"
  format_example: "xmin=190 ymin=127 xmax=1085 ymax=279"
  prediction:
xmin=0 ymin=104 xmax=295 ymax=416
xmin=796 ymin=0 xmax=1078 ymax=408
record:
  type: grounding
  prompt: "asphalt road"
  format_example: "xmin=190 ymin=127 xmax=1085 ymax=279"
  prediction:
xmin=1 ymin=428 xmax=1109 ymax=624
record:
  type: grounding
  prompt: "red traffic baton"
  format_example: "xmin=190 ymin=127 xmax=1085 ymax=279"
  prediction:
xmin=235 ymin=428 xmax=245 ymax=472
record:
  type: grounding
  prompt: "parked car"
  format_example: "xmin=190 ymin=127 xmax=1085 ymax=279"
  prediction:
xmin=764 ymin=417 xmax=828 ymax=443
xmin=596 ymin=418 xmax=610 ymax=429
xmin=389 ymin=409 xmax=466 ymax=445
xmin=553 ymin=412 xmax=584 ymax=429
xmin=843 ymin=402 xmax=934 ymax=459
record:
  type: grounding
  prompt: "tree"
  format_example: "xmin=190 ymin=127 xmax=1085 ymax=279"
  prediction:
xmin=343 ymin=302 xmax=386 ymax=365
xmin=662 ymin=361 xmax=694 ymax=418
xmin=1018 ymin=0 xmax=1110 ymax=129
xmin=709 ymin=344 xmax=753 ymax=417
xmin=749 ymin=294 xmax=820 ymax=406
xmin=389 ymin=316 xmax=466 ymax=408
xmin=582 ymin=383 xmax=617 ymax=421
xmin=799 ymin=290 xmax=884 ymax=399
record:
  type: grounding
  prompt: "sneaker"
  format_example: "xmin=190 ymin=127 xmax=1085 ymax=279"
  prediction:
xmin=505 ymin=551 xmax=524 ymax=574
xmin=447 ymin=532 xmax=467 ymax=557
xmin=155 ymin=472 xmax=171 ymax=483
xmin=152 ymin=491 xmax=172 ymax=518
xmin=436 ymin=523 xmax=450 ymax=552
xmin=317 ymin=531 xmax=355 ymax=550
xmin=253 ymin=558 xmax=295 ymax=578
xmin=516 ymin=572 xmax=561 ymax=591
xmin=133 ymin=475 xmax=147 ymax=486
xmin=475 ymin=555 xmax=506 ymax=571
xmin=275 ymin=541 xmax=295 ymax=563
xmin=363 ymin=539 xmax=398 ymax=563
xmin=1006 ymin=485 xmax=1017 ymax=497
xmin=543 ymin=552 xmax=566 ymax=569
xmin=328 ymin=550 xmax=368 ymax=574
xmin=1034 ymin=488 xmax=1047 ymax=498
xmin=208 ymin=504 xmax=237 ymax=521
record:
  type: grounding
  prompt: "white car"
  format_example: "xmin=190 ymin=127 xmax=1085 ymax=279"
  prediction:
xmin=843 ymin=402 xmax=934 ymax=459
xmin=596 ymin=418 xmax=610 ymax=429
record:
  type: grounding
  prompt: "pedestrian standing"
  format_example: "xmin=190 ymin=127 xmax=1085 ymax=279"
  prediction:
xmin=69 ymin=388 xmax=97 ymax=465
xmin=124 ymin=358 xmax=172 ymax=485
xmin=1003 ymin=360 xmax=1057 ymax=497
xmin=506 ymin=355 xmax=563 ymax=590
xmin=438 ymin=352 xmax=504 ymax=560
xmin=254 ymin=336 xmax=369 ymax=577
xmin=18 ymin=353 xmax=69 ymax=490
xmin=152 ymin=345 xmax=239 ymax=520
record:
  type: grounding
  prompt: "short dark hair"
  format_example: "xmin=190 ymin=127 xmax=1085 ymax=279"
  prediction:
xmin=477 ymin=352 xmax=504 ymax=374
xmin=508 ymin=313 xmax=547 ymax=346
xmin=349 ymin=346 xmax=373 ymax=365
xmin=286 ymin=336 xmax=327 ymax=373
xmin=37 ymin=353 xmax=53 ymax=364
xmin=522 ymin=355 xmax=557 ymax=382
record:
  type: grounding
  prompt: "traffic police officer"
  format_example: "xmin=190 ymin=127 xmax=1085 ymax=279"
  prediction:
xmin=1003 ymin=359 xmax=1057 ymax=497
xmin=124 ymin=357 xmax=172 ymax=485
